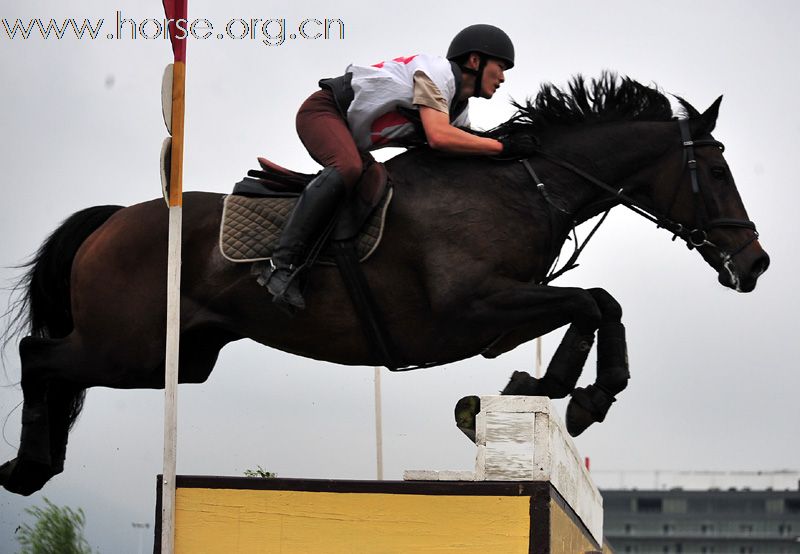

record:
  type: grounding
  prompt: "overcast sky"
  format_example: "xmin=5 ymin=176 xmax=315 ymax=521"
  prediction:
xmin=1 ymin=0 xmax=798 ymax=552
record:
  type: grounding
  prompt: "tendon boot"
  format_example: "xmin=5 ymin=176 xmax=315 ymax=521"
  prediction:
xmin=527 ymin=326 xmax=595 ymax=398
xmin=501 ymin=327 xmax=594 ymax=397
xmin=258 ymin=167 xmax=346 ymax=310
xmin=566 ymin=323 xmax=629 ymax=437
xmin=595 ymin=322 xmax=630 ymax=396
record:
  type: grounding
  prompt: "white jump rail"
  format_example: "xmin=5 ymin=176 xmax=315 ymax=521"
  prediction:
xmin=405 ymin=395 xmax=604 ymax=545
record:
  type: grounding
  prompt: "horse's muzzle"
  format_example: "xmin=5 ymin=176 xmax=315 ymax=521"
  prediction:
xmin=718 ymin=242 xmax=770 ymax=293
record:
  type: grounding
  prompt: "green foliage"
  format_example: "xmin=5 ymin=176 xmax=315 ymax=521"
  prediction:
xmin=16 ymin=498 xmax=94 ymax=554
xmin=243 ymin=465 xmax=277 ymax=478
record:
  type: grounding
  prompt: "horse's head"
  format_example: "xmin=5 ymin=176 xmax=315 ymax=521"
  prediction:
xmin=490 ymin=74 xmax=770 ymax=291
xmin=646 ymin=97 xmax=770 ymax=292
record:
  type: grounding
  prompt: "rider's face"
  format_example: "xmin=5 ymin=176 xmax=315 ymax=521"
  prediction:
xmin=480 ymin=59 xmax=507 ymax=99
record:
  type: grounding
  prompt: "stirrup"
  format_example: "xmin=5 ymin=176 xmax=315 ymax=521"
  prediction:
xmin=255 ymin=259 xmax=286 ymax=287
xmin=261 ymin=262 xmax=306 ymax=310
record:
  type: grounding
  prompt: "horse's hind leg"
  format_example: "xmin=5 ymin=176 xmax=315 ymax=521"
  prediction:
xmin=565 ymin=288 xmax=630 ymax=436
xmin=0 ymin=338 xmax=53 ymax=494
xmin=0 ymin=336 xmax=85 ymax=495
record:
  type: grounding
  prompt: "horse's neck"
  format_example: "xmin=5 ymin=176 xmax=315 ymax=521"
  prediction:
xmin=543 ymin=121 xmax=676 ymax=223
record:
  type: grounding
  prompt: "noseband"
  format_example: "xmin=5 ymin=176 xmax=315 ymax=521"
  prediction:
xmin=523 ymin=119 xmax=759 ymax=266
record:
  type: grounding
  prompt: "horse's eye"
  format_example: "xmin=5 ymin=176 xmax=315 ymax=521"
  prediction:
xmin=710 ymin=167 xmax=727 ymax=180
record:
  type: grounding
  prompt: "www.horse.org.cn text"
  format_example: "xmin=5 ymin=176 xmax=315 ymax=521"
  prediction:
xmin=1 ymin=12 xmax=346 ymax=46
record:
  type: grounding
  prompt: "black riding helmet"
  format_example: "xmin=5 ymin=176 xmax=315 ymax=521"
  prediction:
xmin=447 ymin=24 xmax=514 ymax=98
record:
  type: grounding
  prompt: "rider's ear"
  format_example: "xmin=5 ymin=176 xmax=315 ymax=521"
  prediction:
xmin=691 ymin=95 xmax=723 ymax=136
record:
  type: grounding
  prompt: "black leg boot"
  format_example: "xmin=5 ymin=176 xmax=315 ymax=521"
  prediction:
xmin=258 ymin=167 xmax=346 ymax=310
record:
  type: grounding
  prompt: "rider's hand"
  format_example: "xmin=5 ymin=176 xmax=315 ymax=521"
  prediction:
xmin=497 ymin=134 xmax=539 ymax=160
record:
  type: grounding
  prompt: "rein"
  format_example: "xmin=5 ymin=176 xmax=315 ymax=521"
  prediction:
xmin=524 ymin=119 xmax=759 ymax=282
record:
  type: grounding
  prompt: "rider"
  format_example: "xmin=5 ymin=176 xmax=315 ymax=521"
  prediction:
xmin=261 ymin=23 xmax=536 ymax=310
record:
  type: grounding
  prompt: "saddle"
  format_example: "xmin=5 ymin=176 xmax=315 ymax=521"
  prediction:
xmin=219 ymin=159 xmax=391 ymax=264
xmin=220 ymin=156 xmax=403 ymax=368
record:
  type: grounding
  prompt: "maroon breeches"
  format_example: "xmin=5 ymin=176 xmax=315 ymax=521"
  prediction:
xmin=296 ymin=89 xmax=372 ymax=191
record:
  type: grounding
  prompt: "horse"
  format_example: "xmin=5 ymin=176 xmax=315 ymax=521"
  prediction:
xmin=0 ymin=74 xmax=769 ymax=495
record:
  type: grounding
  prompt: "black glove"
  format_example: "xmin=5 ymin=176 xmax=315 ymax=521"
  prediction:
xmin=497 ymin=134 xmax=539 ymax=160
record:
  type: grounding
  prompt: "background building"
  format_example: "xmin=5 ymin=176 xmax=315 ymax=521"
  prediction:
xmin=599 ymin=471 xmax=800 ymax=554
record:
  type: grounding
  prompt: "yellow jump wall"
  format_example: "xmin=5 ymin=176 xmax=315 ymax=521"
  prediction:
xmin=155 ymin=476 xmax=605 ymax=554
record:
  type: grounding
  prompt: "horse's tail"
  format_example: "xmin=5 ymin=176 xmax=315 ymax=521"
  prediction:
xmin=15 ymin=205 xmax=124 ymax=339
xmin=5 ymin=205 xmax=123 ymax=428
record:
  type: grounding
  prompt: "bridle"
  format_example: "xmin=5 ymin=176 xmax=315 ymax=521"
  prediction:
xmin=672 ymin=119 xmax=758 ymax=259
xmin=522 ymin=118 xmax=759 ymax=280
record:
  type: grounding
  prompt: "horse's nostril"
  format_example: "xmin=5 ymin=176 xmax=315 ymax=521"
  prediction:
xmin=752 ymin=253 xmax=770 ymax=276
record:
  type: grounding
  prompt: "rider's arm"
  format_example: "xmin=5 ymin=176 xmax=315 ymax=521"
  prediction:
xmin=419 ymin=106 xmax=503 ymax=155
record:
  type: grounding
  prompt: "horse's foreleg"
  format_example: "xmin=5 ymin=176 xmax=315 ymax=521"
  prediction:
xmin=565 ymin=288 xmax=630 ymax=436
xmin=475 ymin=285 xmax=601 ymax=399
xmin=502 ymin=324 xmax=596 ymax=398
xmin=453 ymin=284 xmax=601 ymax=440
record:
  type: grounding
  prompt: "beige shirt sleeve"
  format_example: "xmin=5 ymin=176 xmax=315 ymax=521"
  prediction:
xmin=412 ymin=70 xmax=449 ymax=113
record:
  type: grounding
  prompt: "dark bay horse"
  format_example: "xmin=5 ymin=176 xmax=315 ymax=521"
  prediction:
xmin=1 ymin=75 xmax=769 ymax=495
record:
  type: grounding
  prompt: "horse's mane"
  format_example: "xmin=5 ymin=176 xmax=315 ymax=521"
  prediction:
xmin=489 ymin=72 xmax=694 ymax=137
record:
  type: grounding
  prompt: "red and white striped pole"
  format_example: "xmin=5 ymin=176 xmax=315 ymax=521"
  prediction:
xmin=160 ymin=1 xmax=187 ymax=552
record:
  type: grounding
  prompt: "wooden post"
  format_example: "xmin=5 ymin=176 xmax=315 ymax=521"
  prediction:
xmin=161 ymin=205 xmax=182 ymax=554
xmin=160 ymin=2 xmax=187 ymax=552
xmin=161 ymin=60 xmax=184 ymax=554
xmin=535 ymin=336 xmax=543 ymax=378
xmin=374 ymin=367 xmax=384 ymax=480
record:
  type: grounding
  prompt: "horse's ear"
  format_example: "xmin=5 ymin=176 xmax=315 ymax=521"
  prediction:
xmin=691 ymin=95 xmax=723 ymax=136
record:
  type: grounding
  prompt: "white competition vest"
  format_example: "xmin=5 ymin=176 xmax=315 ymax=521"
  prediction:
xmin=344 ymin=53 xmax=470 ymax=151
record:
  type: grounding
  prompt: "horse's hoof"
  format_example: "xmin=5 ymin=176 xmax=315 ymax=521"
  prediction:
xmin=501 ymin=371 xmax=542 ymax=395
xmin=566 ymin=397 xmax=596 ymax=437
xmin=566 ymin=385 xmax=615 ymax=437
xmin=0 ymin=458 xmax=13 ymax=487
xmin=0 ymin=457 xmax=56 ymax=496
xmin=454 ymin=395 xmax=480 ymax=443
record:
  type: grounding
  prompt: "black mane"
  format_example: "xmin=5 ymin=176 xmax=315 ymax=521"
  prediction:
xmin=490 ymin=72 xmax=690 ymax=137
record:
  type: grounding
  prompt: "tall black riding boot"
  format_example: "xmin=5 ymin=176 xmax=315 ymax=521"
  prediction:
xmin=259 ymin=167 xmax=346 ymax=310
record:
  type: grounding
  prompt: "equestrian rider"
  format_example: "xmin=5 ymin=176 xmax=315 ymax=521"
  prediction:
xmin=261 ymin=23 xmax=536 ymax=310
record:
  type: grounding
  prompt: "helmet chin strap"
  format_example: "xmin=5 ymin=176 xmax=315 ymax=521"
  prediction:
xmin=461 ymin=55 xmax=487 ymax=98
